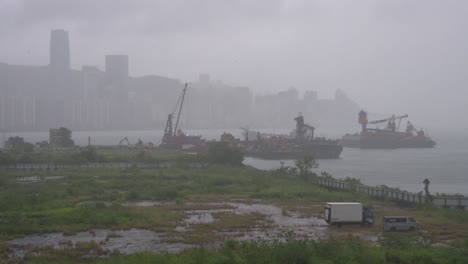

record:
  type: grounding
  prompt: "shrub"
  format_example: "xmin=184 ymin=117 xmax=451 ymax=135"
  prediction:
xmin=294 ymin=156 xmax=318 ymax=181
xmin=0 ymin=151 xmax=13 ymax=164
xmin=5 ymin=136 xmax=34 ymax=153
xmin=207 ymin=142 xmax=244 ymax=166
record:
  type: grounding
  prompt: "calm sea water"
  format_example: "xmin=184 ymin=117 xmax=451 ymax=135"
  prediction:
xmin=4 ymin=129 xmax=468 ymax=195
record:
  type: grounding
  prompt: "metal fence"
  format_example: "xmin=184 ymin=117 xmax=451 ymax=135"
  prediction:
xmin=433 ymin=197 xmax=468 ymax=210
xmin=314 ymin=177 xmax=468 ymax=210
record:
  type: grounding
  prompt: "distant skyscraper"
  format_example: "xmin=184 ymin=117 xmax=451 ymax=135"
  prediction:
xmin=105 ymin=55 xmax=129 ymax=128
xmin=105 ymin=55 xmax=129 ymax=85
xmin=50 ymin=29 xmax=70 ymax=71
xmin=48 ymin=29 xmax=71 ymax=128
xmin=199 ymin=74 xmax=210 ymax=85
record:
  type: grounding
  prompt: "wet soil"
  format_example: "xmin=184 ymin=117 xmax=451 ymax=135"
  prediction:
xmin=6 ymin=201 xmax=379 ymax=258
xmin=16 ymin=175 xmax=65 ymax=183
xmin=8 ymin=229 xmax=193 ymax=258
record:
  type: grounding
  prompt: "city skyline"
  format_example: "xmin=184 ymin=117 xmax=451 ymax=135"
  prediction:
xmin=0 ymin=29 xmax=361 ymax=133
xmin=2 ymin=1 xmax=468 ymax=133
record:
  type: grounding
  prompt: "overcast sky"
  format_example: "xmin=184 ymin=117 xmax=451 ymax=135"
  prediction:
xmin=1 ymin=0 xmax=468 ymax=130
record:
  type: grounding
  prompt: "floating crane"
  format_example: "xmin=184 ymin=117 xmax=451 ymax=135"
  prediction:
xmin=344 ymin=110 xmax=435 ymax=148
xmin=160 ymin=84 xmax=205 ymax=150
xmin=118 ymin=137 xmax=131 ymax=146
xmin=161 ymin=83 xmax=187 ymax=147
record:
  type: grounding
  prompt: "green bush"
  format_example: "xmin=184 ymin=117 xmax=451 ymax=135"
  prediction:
xmin=0 ymin=151 xmax=13 ymax=164
xmin=207 ymin=142 xmax=244 ymax=166
xmin=5 ymin=136 xmax=34 ymax=153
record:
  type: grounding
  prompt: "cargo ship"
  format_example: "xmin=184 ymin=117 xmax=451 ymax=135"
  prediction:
xmin=341 ymin=111 xmax=436 ymax=149
xmin=223 ymin=114 xmax=343 ymax=159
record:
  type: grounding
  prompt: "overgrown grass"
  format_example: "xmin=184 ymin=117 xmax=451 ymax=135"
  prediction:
xmin=18 ymin=236 xmax=468 ymax=264
xmin=1 ymin=164 xmax=468 ymax=240
xmin=2 ymin=158 xmax=468 ymax=263
xmin=0 ymin=147 xmax=209 ymax=165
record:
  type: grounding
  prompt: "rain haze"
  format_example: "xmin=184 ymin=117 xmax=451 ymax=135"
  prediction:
xmin=1 ymin=0 xmax=468 ymax=133
xmin=3 ymin=1 xmax=468 ymax=261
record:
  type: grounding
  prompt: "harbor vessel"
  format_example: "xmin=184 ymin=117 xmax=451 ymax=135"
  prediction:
xmin=341 ymin=111 xmax=436 ymax=149
xmin=224 ymin=113 xmax=343 ymax=159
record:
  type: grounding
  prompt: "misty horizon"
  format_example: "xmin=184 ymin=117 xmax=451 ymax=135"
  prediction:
xmin=1 ymin=0 xmax=468 ymax=131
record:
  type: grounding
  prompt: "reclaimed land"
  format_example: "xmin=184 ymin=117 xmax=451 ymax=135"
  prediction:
xmin=1 ymin=147 xmax=468 ymax=263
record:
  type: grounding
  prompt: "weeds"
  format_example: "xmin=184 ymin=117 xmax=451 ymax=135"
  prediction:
xmin=1 ymin=155 xmax=468 ymax=263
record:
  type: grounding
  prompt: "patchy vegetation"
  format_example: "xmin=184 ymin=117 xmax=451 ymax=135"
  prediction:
xmin=1 ymin=154 xmax=468 ymax=262
xmin=207 ymin=142 xmax=244 ymax=166
xmin=0 ymin=145 xmax=246 ymax=166
xmin=4 ymin=136 xmax=34 ymax=153
xmin=16 ymin=236 xmax=468 ymax=264
xmin=0 ymin=147 xmax=206 ymax=165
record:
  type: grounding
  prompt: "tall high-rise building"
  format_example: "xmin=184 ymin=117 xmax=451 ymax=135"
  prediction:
xmin=105 ymin=55 xmax=129 ymax=85
xmin=50 ymin=29 xmax=70 ymax=71
xmin=105 ymin=55 xmax=129 ymax=129
xmin=47 ymin=29 xmax=71 ymax=128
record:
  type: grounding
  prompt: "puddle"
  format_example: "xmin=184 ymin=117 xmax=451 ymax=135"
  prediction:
xmin=230 ymin=203 xmax=325 ymax=226
xmin=175 ymin=208 xmax=230 ymax=232
xmin=122 ymin=201 xmax=175 ymax=207
xmin=7 ymin=229 xmax=193 ymax=259
xmin=76 ymin=201 xmax=112 ymax=207
xmin=172 ymin=202 xmax=329 ymax=241
xmin=44 ymin=176 xmax=65 ymax=180
xmin=7 ymin=201 xmax=379 ymax=259
xmin=16 ymin=175 xmax=65 ymax=183
xmin=185 ymin=210 xmax=216 ymax=224
xmin=16 ymin=176 xmax=41 ymax=182
xmin=213 ymin=203 xmax=328 ymax=241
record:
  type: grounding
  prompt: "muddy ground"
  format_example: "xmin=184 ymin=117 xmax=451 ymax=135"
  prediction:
xmin=7 ymin=200 xmax=380 ymax=259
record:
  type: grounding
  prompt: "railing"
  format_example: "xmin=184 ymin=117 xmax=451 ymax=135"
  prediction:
xmin=314 ymin=177 xmax=468 ymax=210
xmin=433 ymin=197 xmax=468 ymax=209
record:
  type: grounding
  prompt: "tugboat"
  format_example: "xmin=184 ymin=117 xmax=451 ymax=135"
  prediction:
xmin=341 ymin=110 xmax=436 ymax=149
xmin=229 ymin=113 xmax=343 ymax=159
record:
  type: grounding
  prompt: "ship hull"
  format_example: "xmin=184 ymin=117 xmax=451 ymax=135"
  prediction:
xmin=244 ymin=142 xmax=343 ymax=160
xmin=341 ymin=132 xmax=436 ymax=149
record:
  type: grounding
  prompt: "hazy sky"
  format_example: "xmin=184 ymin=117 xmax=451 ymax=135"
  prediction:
xmin=1 ymin=0 xmax=468 ymax=130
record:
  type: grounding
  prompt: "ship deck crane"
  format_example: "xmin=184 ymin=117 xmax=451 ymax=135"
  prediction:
xmin=368 ymin=114 xmax=408 ymax=132
xmin=240 ymin=127 xmax=250 ymax=141
xmin=368 ymin=114 xmax=408 ymax=125
xmin=162 ymin=83 xmax=188 ymax=146
xmin=406 ymin=121 xmax=426 ymax=136
xmin=294 ymin=113 xmax=315 ymax=142
xmin=119 ymin=137 xmax=130 ymax=146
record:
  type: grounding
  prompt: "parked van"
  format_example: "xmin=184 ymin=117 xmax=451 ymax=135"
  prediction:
xmin=383 ymin=216 xmax=419 ymax=231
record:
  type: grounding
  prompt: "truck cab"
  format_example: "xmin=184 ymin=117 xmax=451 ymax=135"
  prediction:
xmin=363 ymin=206 xmax=374 ymax=225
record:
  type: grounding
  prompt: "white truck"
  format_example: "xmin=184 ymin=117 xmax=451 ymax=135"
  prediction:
xmin=324 ymin=202 xmax=374 ymax=227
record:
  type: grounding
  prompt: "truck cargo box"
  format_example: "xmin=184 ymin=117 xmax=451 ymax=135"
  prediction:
xmin=325 ymin=202 xmax=363 ymax=224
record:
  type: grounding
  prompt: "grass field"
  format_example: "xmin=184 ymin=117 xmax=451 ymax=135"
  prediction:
xmin=1 ymin=148 xmax=468 ymax=263
xmin=15 ymin=236 xmax=468 ymax=264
